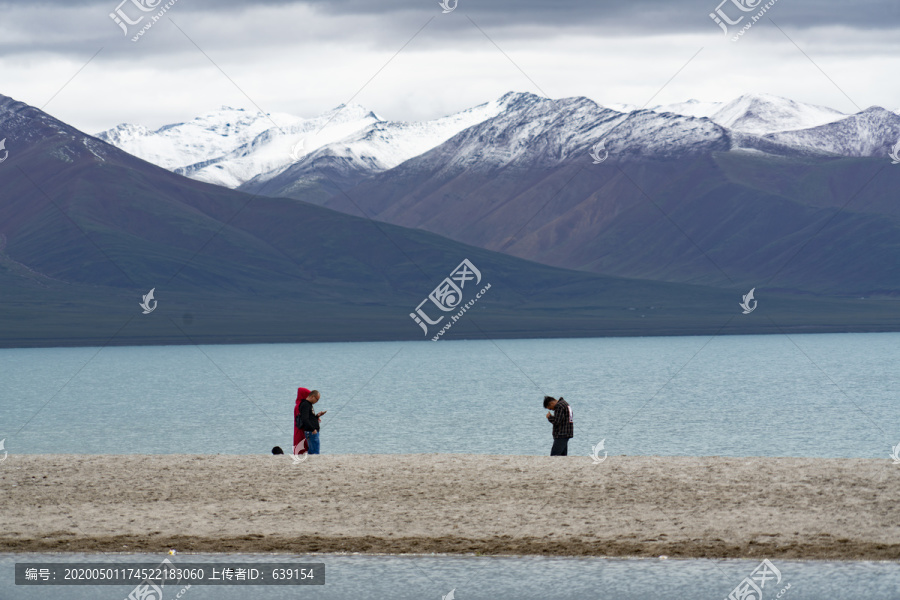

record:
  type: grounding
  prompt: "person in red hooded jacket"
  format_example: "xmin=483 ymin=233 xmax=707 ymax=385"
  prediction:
xmin=293 ymin=387 xmax=311 ymax=455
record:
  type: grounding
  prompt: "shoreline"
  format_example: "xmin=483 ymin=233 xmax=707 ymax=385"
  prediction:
xmin=4 ymin=326 xmax=900 ymax=350
xmin=2 ymin=454 xmax=898 ymax=560
xmin=4 ymin=550 xmax=898 ymax=563
xmin=2 ymin=535 xmax=898 ymax=561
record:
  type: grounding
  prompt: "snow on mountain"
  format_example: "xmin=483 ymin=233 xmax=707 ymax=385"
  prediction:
xmin=96 ymin=105 xmax=381 ymax=188
xmin=95 ymin=91 xmax=894 ymax=196
xmin=614 ymin=93 xmax=845 ymax=136
xmin=389 ymin=93 xmax=615 ymax=173
xmin=96 ymin=107 xmax=302 ymax=172
xmin=651 ymin=99 xmax=723 ymax=119
xmin=379 ymin=93 xmax=732 ymax=179
xmin=604 ymin=102 xmax=640 ymax=114
xmin=97 ymin=99 xmax=508 ymax=191
xmin=764 ymin=107 xmax=900 ymax=157
xmin=182 ymin=105 xmax=386 ymax=188
xmin=341 ymin=96 xmax=509 ymax=170
xmin=240 ymin=95 xmax=509 ymax=197
xmin=708 ymin=93 xmax=846 ymax=136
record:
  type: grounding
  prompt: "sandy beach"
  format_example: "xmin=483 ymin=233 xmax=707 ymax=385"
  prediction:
xmin=1 ymin=454 xmax=898 ymax=560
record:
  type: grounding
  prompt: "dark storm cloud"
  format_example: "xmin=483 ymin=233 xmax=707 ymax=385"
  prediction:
xmin=1 ymin=0 xmax=897 ymax=65
xmin=5 ymin=0 xmax=900 ymax=32
xmin=1 ymin=0 xmax=897 ymax=133
xmin=308 ymin=0 xmax=900 ymax=31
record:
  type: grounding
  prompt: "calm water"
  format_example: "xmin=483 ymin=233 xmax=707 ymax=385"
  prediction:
xmin=1 ymin=553 xmax=899 ymax=599
xmin=1 ymin=333 xmax=897 ymax=457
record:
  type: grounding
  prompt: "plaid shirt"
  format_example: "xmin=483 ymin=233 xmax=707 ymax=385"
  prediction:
xmin=550 ymin=398 xmax=574 ymax=439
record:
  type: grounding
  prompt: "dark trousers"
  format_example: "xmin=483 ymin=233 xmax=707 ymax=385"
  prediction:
xmin=550 ymin=437 xmax=569 ymax=456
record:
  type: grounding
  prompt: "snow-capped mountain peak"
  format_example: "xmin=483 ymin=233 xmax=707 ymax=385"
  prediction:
xmin=709 ymin=92 xmax=846 ymax=135
xmin=764 ymin=105 xmax=900 ymax=158
xmin=94 ymin=91 xmax=896 ymax=197
xmin=610 ymin=93 xmax=847 ymax=136
xmin=650 ymin=99 xmax=724 ymax=119
xmin=96 ymin=102 xmax=388 ymax=188
xmin=238 ymin=94 xmax=517 ymax=197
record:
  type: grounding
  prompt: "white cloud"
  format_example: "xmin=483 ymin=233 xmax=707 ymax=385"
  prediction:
xmin=0 ymin=2 xmax=898 ymax=131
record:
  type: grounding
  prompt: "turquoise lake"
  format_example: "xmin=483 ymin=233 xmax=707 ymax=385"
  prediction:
xmin=1 ymin=333 xmax=897 ymax=457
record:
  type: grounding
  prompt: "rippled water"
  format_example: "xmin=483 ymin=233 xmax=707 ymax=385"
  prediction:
xmin=1 ymin=553 xmax=898 ymax=600
xmin=1 ymin=333 xmax=897 ymax=457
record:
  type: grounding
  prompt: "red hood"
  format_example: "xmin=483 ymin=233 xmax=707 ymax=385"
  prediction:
xmin=296 ymin=387 xmax=311 ymax=404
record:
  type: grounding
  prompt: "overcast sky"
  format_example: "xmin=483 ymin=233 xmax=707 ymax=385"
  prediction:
xmin=1 ymin=0 xmax=898 ymax=132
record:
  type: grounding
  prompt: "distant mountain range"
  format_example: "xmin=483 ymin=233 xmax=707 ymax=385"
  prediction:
xmin=96 ymin=92 xmax=900 ymax=197
xmin=96 ymin=97 xmax=510 ymax=198
xmin=99 ymin=91 xmax=900 ymax=296
xmin=2 ymin=91 xmax=899 ymax=347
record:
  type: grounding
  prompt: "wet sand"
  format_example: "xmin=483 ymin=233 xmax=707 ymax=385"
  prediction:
xmin=1 ymin=454 xmax=898 ymax=559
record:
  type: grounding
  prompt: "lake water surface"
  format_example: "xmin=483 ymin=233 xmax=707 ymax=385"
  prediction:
xmin=1 ymin=333 xmax=897 ymax=457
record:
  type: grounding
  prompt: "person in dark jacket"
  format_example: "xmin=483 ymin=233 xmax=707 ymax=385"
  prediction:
xmin=297 ymin=390 xmax=326 ymax=455
xmin=293 ymin=387 xmax=311 ymax=455
xmin=544 ymin=396 xmax=573 ymax=456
